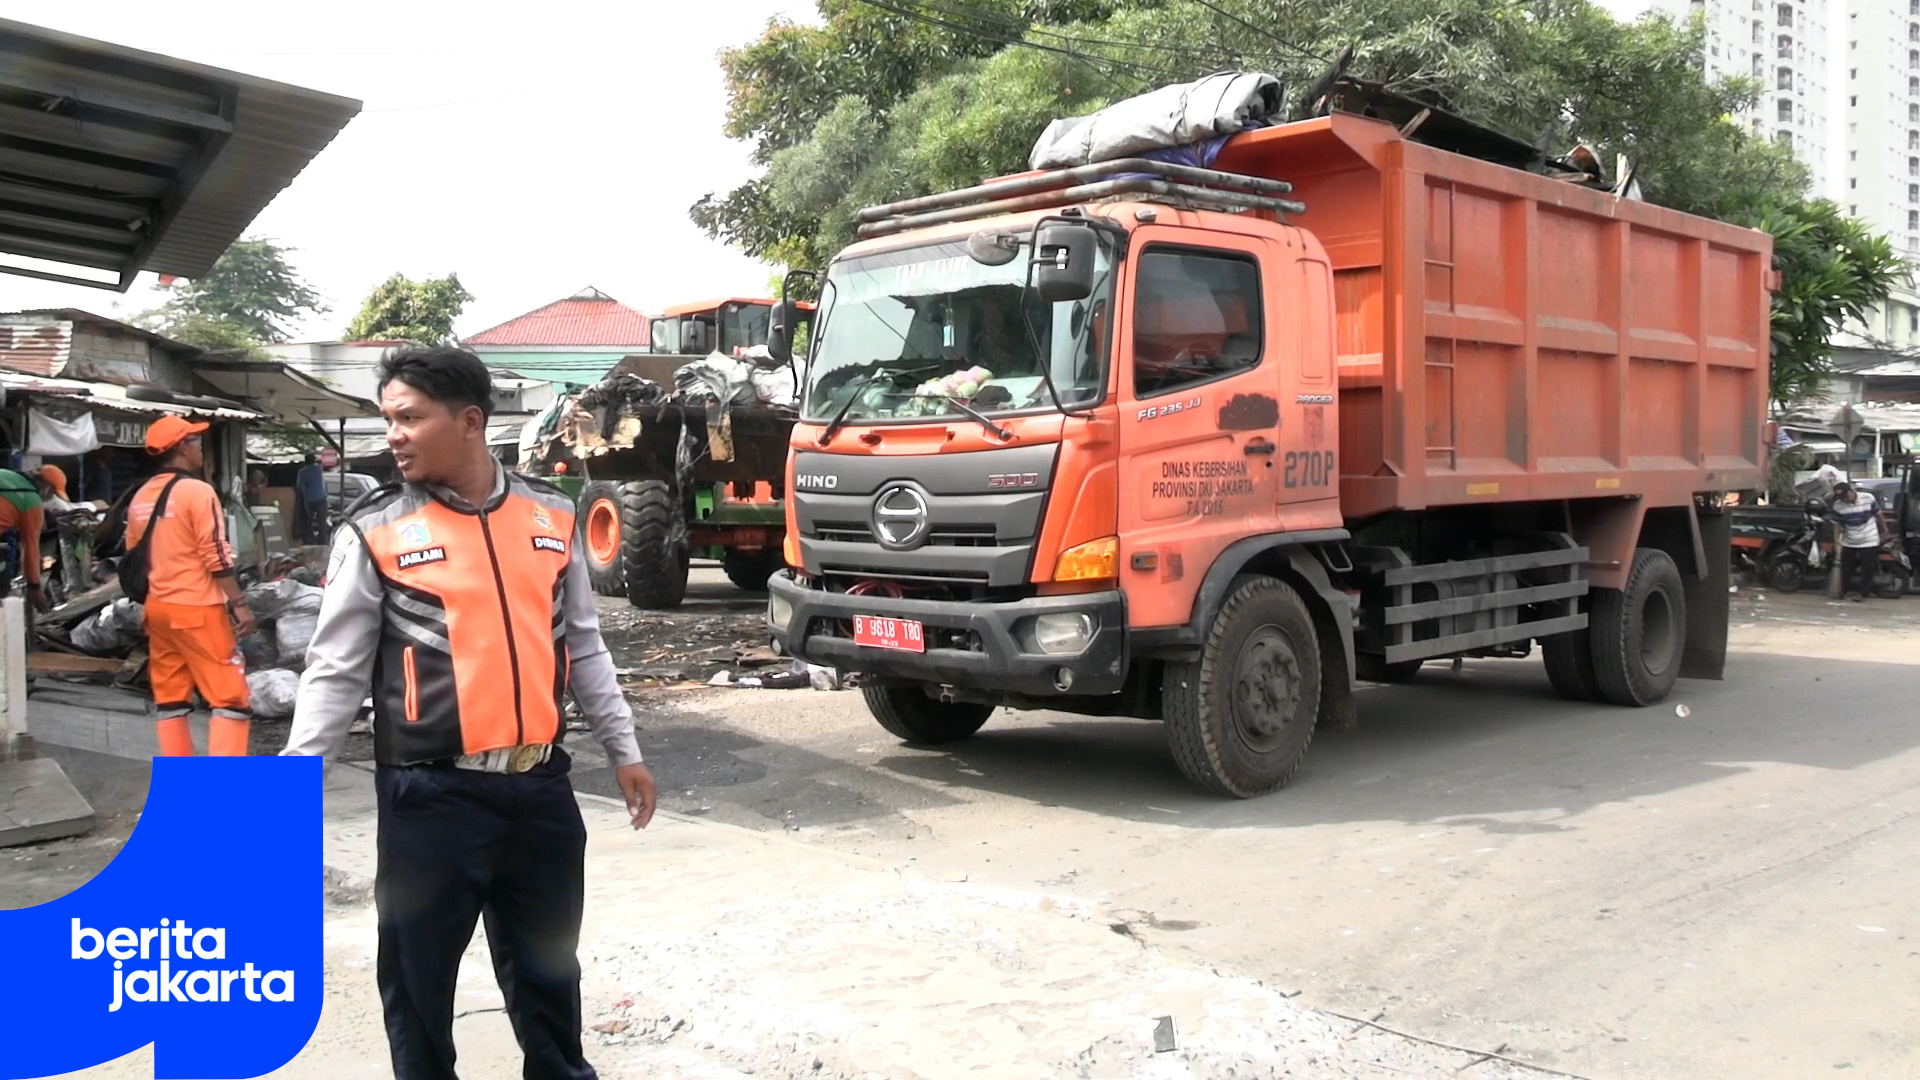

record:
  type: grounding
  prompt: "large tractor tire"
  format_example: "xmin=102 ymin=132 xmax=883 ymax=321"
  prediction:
xmin=1162 ymin=575 xmax=1321 ymax=798
xmin=1589 ymin=548 xmax=1687 ymax=707
xmin=862 ymin=685 xmax=992 ymax=744
xmin=578 ymin=481 xmax=626 ymax=596
xmin=619 ymin=480 xmax=688 ymax=610
xmin=721 ymin=548 xmax=785 ymax=592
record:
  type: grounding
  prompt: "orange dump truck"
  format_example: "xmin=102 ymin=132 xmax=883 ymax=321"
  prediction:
xmin=764 ymin=107 xmax=1771 ymax=797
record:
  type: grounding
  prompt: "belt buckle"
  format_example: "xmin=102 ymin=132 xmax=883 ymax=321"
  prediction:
xmin=509 ymin=745 xmax=543 ymax=773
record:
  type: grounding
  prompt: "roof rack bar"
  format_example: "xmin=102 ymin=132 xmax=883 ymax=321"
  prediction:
xmin=857 ymin=157 xmax=1296 ymax=225
xmin=857 ymin=177 xmax=1305 ymax=239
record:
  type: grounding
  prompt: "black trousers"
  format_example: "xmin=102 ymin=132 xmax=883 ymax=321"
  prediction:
xmin=1841 ymin=545 xmax=1877 ymax=597
xmin=374 ymin=750 xmax=596 ymax=1080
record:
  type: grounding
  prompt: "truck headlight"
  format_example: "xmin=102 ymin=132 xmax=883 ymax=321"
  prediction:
xmin=1033 ymin=612 xmax=1094 ymax=655
xmin=768 ymin=592 xmax=794 ymax=632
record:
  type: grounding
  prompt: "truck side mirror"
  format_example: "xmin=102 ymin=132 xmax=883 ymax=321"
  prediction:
xmin=682 ymin=318 xmax=709 ymax=355
xmin=1033 ymin=223 xmax=1096 ymax=303
xmin=769 ymin=298 xmax=796 ymax=364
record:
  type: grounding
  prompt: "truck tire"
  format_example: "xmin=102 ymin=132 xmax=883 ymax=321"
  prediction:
xmin=862 ymin=685 xmax=991 ymax=744
xmin=1542 ymin=626 xmax=1602 ymax=703
xmin=578 ymin=481 xmax=625 ymax=596
xmin=1162 ymin=576 xmax=1321 ymax=798
xmin=620 ymin=480 xmax=688 ymax=609
xmin=722 ymin=548 xmax=784 ymax=592
xmin=1355 ymin=655 xmax=1422 ymax=683
xmin=1589 ymin=548 xmax=1687 ymax=707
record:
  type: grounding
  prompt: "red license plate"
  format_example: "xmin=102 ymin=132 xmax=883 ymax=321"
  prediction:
xmin=853 ymin=615 xmax=925 ymax=653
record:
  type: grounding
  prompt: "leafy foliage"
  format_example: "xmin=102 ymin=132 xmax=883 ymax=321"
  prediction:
xmin=1721 ymin=196 xmax=1911 ymax=404
xmin=343 ymin=273 xmax=474 ymax=345
xmin=138 ymin=237 xmax=324 ymax=354
xmin=697 ymin=0 xmax=1815 ymax=268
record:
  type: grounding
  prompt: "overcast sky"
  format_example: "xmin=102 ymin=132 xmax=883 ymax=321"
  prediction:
xmin=0 ymin=0 xmax=813 ymax=340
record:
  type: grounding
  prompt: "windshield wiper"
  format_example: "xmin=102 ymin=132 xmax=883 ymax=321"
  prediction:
xmin=913 ymin=393 xmax=1013 ymax=442
xmin=818 ymin=370 xmax=880 ymax=446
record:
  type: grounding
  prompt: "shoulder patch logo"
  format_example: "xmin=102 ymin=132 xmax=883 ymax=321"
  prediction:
xmin=397 ymin=547 xmax=448 ymax=570
xmin=531 ymin=506 xmax=553 ymax=531
xmin=400 ymin=521 xmax=431 ymax=547
xmin=532 ymin=535 xmax=567 ymax=555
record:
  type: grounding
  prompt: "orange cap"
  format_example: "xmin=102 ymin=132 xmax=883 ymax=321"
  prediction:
xmin=145 ymin=415 xmax=209 ymax=455
xmin=35 ymin=464 xmax=67 ymax=499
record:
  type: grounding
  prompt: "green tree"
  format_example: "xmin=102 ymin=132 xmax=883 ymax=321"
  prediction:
xmin=146 ymin=237 xmax=324 ymax=343
xmin=344 ymin=273 xmax=474 ymax=344
xmin=697 ymin=0 xmax=1815 ymax=269
xmin=1721 ymin=196 xmax=1910 ymax=405
xmin=138 ymin=237 xmax=324 ymax=355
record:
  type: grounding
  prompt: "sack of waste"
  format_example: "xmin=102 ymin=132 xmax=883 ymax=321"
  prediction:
xmin=246 ymin=579 xmax=323 ymax=620
xmin=246 ymin=669 xmax=301 ymax=719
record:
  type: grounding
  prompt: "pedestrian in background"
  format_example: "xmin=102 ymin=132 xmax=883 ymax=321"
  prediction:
xmin=1829 ymin=480 xmax=1886 ymax=602
xmin=122 ymin=417 xmax=255 ymax=756
xmin=296 ymin=451 xmax=330 ymax=544
xmin=283 ymin=345 xmax=655 ymax=1080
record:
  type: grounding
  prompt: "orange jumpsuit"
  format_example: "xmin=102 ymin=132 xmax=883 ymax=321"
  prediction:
xmin=0 ymin=499 xmax=44 ymax=591
xmin=126 ymin=471 xmax=251 ymax=756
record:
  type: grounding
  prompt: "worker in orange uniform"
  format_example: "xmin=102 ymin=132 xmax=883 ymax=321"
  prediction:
xmin=0 ymin=466 xmax=49 ymax=612
xmin=124 ymin=417 xmax=256 ymax=757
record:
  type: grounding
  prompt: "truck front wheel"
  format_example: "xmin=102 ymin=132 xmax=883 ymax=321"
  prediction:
xmin=1589 ymin=548 xmax=1687 ymax=707
xmin=579 ymin=481 xmax=626 ymax=596
xmin=862 ymin=685 xmax=991 ymax=744
xmin=620 ymin=480 xmax=688 ymax=610
xmin=1163 ymin=576 xmax=1321 ymax=798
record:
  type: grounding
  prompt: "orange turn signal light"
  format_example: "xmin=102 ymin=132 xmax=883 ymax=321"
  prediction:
xmin=1053 ymin=535 xmax=1119 ymax=582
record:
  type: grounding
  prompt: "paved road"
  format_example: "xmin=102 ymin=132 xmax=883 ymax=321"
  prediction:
xmin=569 ymin=575 xmax=1920 ymax=1079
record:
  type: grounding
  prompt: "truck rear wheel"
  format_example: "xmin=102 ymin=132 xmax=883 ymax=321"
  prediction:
xmin=1589 ymin=548 xmax=1687 ymax=707
xmin=1541 ymin=625 xmax=1602 ymax=703
xmin=579 ymin=481 xmax=625 ymax=596
xmin=1162 ymin=576 xmax=1321 ymax=798
xmin=862 ymin=685 xmax=991 ymax=744
xmin=620 ymin=480 xmax=688 ymax=610
xmin=722 ymin=548 xmax=784 ymax=592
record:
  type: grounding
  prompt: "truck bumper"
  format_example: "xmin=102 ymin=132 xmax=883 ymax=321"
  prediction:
xmin=767 ymin=572 xmax=1128 ymax=697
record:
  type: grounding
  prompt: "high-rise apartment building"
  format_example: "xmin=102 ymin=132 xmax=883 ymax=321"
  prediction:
xmin=1648 ymin=0 xmax=1920 ymax=349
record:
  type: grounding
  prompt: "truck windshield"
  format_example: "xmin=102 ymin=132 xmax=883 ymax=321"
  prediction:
xmin=803 ymin=233 xmax=1116 ymax=423
xmin=718 ymin=302 xmax=771 ymax=355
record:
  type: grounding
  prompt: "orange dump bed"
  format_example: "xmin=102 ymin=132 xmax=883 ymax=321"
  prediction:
xmin=1214 ymin=115 xmax=1771 ymax=518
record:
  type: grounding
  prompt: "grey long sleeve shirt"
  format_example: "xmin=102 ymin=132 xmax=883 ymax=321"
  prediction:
xmin=280 ymin=466 xmax=643 ymax=768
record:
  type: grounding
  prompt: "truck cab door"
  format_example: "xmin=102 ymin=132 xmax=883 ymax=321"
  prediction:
xmin=1116 ymin=230 xmax=1286 ymax=629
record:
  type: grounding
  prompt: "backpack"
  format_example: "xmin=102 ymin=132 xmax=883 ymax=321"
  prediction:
xmin=118 ymin=475 xmax=184 ymax=604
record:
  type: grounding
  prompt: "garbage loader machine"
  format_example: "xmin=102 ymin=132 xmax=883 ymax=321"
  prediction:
xmin=765 ymin=102 xmax=1770 ymax=797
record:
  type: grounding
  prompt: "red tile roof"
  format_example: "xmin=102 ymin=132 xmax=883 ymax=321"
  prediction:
xmin=463 ymin=288 xmax=651 ymax=348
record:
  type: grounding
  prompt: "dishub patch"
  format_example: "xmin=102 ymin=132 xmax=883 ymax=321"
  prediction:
xmin=72 ymin=918 xmax=295 ymax=1012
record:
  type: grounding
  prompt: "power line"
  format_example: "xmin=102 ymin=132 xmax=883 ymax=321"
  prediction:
xmin=1183 ymin=0 xmax=1328 ymax=65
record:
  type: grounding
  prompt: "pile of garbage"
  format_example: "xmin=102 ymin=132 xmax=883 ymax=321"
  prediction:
xmin=36 ymin=546 xmax=335 ymax=720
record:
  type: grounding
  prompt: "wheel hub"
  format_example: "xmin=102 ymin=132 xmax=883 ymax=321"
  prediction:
xmin=586 ymin=500 xmax=620 ymax=564
xmin=1231 ymin=626 xmax=1301 ymax=752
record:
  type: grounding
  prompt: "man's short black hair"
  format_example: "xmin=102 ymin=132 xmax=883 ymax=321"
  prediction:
xmin=377 ymin=345 xmax=495 ymax=419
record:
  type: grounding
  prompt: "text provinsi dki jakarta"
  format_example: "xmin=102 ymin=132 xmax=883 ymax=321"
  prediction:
xmin=71 ymin=919 xmax=295 ymax=1012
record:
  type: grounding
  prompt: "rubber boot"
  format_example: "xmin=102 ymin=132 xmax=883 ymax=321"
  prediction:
xmin=155 ymin=715 xmax=196 ymax=757
xmin=208 ymin=716 xmax=251 ymax=757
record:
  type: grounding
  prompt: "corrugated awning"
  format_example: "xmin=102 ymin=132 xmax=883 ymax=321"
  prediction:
xmin=190 ymin=358 xmax=378 ymax=422
xmin=0 ymin=368 xmax=268 ymax=420
xmin=0 ymin=17 xmax=361 ymax=290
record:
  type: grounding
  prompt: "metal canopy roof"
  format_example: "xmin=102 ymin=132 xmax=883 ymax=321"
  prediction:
xmin=190 ymin=358 xmax=379 ymax=423
xmin=0 ymin=17 xmax=361 ymax=290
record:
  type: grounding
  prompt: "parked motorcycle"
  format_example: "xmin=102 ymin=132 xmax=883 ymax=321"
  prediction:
xmin=1762 ymin=499 xmax=1912 ymax=598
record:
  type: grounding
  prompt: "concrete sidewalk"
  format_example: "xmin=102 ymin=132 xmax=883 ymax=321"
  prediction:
xmin=304 ymin=766 xmax=1552 ymax=1079
xmin=58 ymin=763 xmax=1557 ymax=1080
